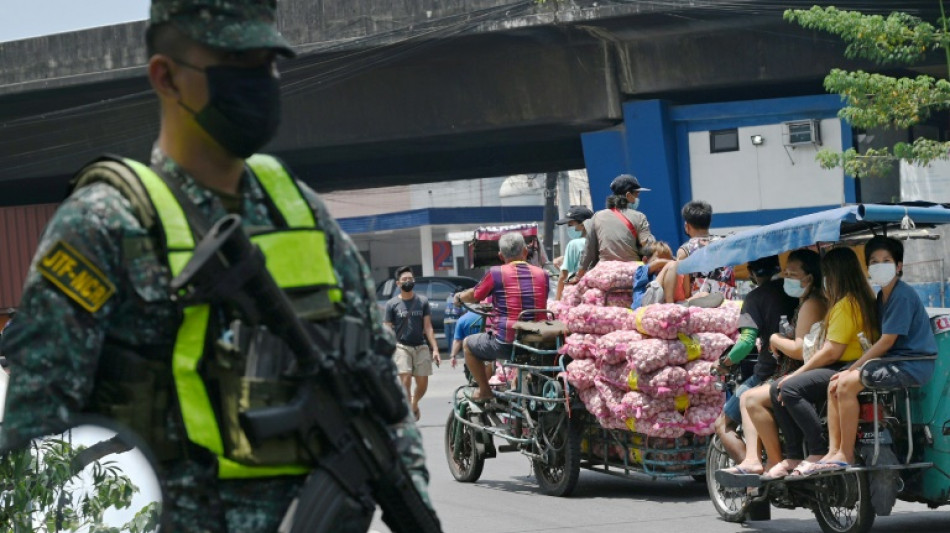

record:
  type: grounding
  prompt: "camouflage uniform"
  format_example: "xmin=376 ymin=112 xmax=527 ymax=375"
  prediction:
xmin=2 ymin=143 xmax=429 ymax=531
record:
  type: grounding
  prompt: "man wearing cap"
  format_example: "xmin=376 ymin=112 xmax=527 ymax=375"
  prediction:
xmin=555 ymin=205 xmax=593 ymax=300
xmin=0 ymin=1 xmax=431 ymax=531
xmin=575 ymin=174 xmax=655 ymax=280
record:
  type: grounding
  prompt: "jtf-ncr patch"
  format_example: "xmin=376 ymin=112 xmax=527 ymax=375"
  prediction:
xmin=37 ymin=240 xmax=116 ymax=313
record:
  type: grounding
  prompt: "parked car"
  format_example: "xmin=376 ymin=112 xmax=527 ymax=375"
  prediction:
xmin=375 ymin=276 xmax=479 ymax=350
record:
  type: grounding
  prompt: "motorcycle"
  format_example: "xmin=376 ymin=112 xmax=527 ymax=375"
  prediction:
xmin=680 ymin=202 xmax=950 ymax=533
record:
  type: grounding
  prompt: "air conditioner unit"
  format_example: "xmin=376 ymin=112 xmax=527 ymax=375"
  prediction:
xmin=783 ymin=120 xmax=822 ymax=147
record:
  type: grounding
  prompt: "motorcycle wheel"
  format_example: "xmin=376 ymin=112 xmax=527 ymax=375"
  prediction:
xmin=706 ymin=434 xmax=752 ymax=523
xmin=813 ymin=471 xmax=875 ymax=533
xmin=444 ymin=410 xmax=485 ymax=483
xmin=532 ymin=410 xmax=581 ymax=497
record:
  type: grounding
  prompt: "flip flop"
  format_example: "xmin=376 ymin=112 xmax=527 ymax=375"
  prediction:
xmin=788 ymin=461 xmax=815 ymax=477
xmin=804 ymin=461 xmax=850 ymax=475
xmin=760 ymin=463 xmax=792 ymax=481
xmin=720 ymin=466 xmax=762 ymax=476
xmin=464 ymin=391 xmax=492 ymax=404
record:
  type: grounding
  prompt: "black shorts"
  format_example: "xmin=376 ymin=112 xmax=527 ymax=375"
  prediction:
xmin=465 ymin=332 xmax=512 ymax=362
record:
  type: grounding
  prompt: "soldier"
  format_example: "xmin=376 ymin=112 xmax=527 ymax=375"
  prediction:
xmin=0 ymin=1 xmax=431 ymax=531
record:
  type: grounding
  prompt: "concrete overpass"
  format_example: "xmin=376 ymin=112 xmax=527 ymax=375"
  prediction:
xmin=0 ymin=0 xmax=941 ymax=206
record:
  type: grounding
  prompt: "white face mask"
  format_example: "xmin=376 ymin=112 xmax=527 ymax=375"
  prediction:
xmin=868 ymin=262 xmax=897 ymax=286
xmin=783 ymin=278 xmax=806 ymax=298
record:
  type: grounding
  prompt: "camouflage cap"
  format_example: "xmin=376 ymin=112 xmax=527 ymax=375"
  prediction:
xmin=150 ymin=0 xmax=295 ymax=57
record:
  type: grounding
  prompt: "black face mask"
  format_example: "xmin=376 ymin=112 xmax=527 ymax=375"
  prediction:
xmin=179 ymin=62 xmax=282 ymax=158
xmin=400 ymin=281 xmax=415 ymax=292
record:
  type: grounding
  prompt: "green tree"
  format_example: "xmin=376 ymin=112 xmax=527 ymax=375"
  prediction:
xmin=785 ymin=5 xmax=950 ymax=177
xmin=0 ymin=434 xmax=159 ymax=532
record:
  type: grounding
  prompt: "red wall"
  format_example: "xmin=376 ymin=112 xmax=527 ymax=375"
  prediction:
xmin=0 ymin=204 xmax=57 ymax=310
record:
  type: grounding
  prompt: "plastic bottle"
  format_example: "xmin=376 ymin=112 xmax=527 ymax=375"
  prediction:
xmin=858 ymin=331 xmax=873 ymax=353
xmin=778 ymin=315 xmax=791 ymax=337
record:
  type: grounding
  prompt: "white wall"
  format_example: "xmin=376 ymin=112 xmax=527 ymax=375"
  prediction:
xmin=367 ymin=236 xmax=422 ymax=282
xmin=408 ymin=177 xmax=507 ymax=208
xmin=688 ymin=119 xmax=844 ymax=215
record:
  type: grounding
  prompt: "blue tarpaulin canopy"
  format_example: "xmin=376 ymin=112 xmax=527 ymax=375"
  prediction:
xmin=677 ymin=204 xmax=950 ymax=274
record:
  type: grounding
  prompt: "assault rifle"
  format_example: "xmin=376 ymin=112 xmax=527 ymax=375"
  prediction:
xmin=170 ymin=214 xmax=441 ymax=533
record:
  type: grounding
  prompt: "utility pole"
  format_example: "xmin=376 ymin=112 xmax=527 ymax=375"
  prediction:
xmin=542 ymin=172 xmax=557 ymax=262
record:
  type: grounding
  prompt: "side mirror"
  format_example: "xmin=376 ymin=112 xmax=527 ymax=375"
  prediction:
xmin=0 ymin=415 xmax=164 ymax=532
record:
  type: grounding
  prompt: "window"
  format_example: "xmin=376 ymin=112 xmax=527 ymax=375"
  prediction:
xmin=709 ymin=129 xmax=739 ymax=153
xmin=784 ymin=120 xmax=822 ymax=146
xmin=429 ymin=282 xmax=453 ymax=301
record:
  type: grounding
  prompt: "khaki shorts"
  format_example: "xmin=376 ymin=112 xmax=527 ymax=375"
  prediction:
xmin=394 ymin=344 xmax=433 ymax=376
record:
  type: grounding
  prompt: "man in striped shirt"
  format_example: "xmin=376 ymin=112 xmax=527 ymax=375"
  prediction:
xmin=455 ymin=232 xmax=549 ymax=402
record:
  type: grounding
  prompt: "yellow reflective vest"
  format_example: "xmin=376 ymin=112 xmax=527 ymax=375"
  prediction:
xmin=119 ymin=154 xmax=341 ymax=478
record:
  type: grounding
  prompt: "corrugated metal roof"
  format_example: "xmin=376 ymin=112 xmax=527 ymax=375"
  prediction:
xmin=0 ymin=204 xmax=57 ymax=309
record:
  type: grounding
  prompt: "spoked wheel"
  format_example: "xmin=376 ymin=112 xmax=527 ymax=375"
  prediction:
xmin=706 ymin=434 xmax=752 ymax=523
xmin=444 ymin=410 xmax=485 ymax=482
xmin=532 ymin=410 xmax=581 ymax=497
xmin=813 ymin=471 xmax=875 ymax=533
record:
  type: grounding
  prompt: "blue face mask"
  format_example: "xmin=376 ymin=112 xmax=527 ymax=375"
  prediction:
xmin=567 ymin=227 xmax=582 ymax=240
xmin=631 ymin=197 xmax=640 ymax=211
xmin=783 ymin=278 xmax=806 ymax=298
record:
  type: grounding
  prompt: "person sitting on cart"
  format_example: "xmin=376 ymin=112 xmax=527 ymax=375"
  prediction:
xmin=555 ymin=205 xmax=593 ymax=300
xmin=735 ymin=249 xmax=827 ymax=478
xmin=770 ymin=247 xmax=879 ymax=476
xmin=574 ymin=174 xmax=655 ymax=280
xmin=449 ymin=305 xmax=487 ymax=369
xmin=714 ymin=255 xmax=798 ymax=470
xmin=631 ymin=242 xmax=674 ymax=308
xmin=454 ymin=232 xmax=549 ymax=402
xmin=656 ymin=200 xmax=736 ymax=304
xmin=814 ymin=236 xmax=938 ymax=473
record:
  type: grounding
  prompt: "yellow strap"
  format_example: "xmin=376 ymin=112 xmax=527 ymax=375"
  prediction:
xmin=218 ymin=458 xmax=309 ymax=479
xmin=627 ymin=369 xmax=639 ymax=391
xmin=123 ymin=159 xmax=195 ymax=275
xmin=674 ymin=394 xmax=690 ymax=412
xmin=247 ymin=154 xmax=315 ymax=228
xmin=251 ymin=231 xmax=339 ymax=293
xmin=173 ymin=305 xmax=224 ymax=456
xmin=635 ymin=307 xmax=647 ymax=336
xmin=625 ymin=418 xmax=637 ymax=433
xmin=678 ymin=332 xmax=702 ymax=361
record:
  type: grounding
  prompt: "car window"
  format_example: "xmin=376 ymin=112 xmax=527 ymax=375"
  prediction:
xmin=413 ymin=281 xmax=431 ymax=299
xmin=430 ymin=282 xmax=453 ymax=301
xmin=376 ymin=279 xmax=396 ymax=300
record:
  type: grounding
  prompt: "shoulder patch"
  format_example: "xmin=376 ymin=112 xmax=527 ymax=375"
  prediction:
xmin=37 ymin=240 xmax=116 ymax=313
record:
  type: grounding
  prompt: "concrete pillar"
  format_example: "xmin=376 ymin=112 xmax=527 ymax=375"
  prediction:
xmin=420 ymin=225 xmax=434 ymax=276
xmin=623 ymin=100 xmax=683 ymax=246
xmin=557 ymin=171 xmax=571 ymax=256
xmin=580 ymin=100 xmax=684 ymax=246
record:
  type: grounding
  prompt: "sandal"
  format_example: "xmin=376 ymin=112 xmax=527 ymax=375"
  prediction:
xmin=761 ymin=463 xmax=792 ymax=480
xmin=803 ymin=461 xmax=850 ymax=475
xmin=720 ymin=465 xmax=762 ymax=476
xmin=789 ymin=461 xmax=815 ymax=477
xmin=464 ymin=390 xmax=492 ymax=404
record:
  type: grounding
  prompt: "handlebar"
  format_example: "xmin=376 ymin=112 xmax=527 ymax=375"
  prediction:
xmin=458 ymin=298 xmax=493 ymax=317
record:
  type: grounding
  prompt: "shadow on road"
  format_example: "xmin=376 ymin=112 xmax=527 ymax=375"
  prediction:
xmin=460 ymin=467 xmax=709 ymax=502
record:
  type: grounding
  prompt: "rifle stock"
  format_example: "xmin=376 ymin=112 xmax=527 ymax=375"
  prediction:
xmin=171 ymin=215 xmax=441 ymax=533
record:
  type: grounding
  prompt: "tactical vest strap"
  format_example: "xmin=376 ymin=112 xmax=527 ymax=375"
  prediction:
xmin=76 ymin=153 xmax=338 ymax=479
xmin=71 ymin=158 xmax=159 ymax=230
xmin=246 ymin=155 xmax=315 ymax=228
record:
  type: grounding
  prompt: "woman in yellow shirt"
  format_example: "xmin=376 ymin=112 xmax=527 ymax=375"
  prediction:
xmin=767 ymin=247 xmax=879 ymax=476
